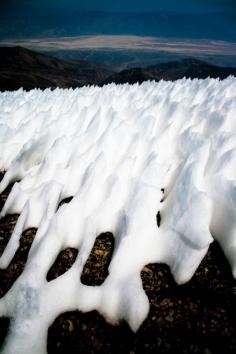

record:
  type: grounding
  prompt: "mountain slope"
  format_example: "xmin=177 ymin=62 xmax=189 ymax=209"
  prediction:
xmin=0 ymin=46 xmax=112 ymax=91
xmin=149 ymin=58 xmax=236 ymax=80
xmin=103 ymin=58 xmax=236 ymax=85
xmin=101 ymin=67 xmax=156 ymax=85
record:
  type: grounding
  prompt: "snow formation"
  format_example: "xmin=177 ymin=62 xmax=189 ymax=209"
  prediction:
xmin=0 ymin=78 xmax=236 ymax=353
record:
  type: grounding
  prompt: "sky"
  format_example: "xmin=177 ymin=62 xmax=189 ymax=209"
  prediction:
xmin=60 ymin=0 xmax=236 ymax=13
xmin=1 ymin=0 xmax=236 ymax=14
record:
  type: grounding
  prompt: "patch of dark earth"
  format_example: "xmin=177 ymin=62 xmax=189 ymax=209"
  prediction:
xmin=0 ymin=171 xmax=236 ymax=353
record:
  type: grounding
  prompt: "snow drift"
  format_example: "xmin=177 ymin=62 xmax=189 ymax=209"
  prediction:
xmin=0 ymin=78 xmax=236 ymax=354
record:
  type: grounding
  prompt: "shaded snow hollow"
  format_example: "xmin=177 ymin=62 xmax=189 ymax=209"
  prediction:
xmin=0 ymin=78 xmax=236 ymax=354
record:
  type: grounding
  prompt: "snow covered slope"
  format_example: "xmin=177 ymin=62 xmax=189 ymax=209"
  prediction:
xmin=0 ymin=78 xmax=236 ymax=354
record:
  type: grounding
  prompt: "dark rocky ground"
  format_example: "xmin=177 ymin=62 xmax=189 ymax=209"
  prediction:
xmin=0 ymin=46 xmax=112 ymax=91
xmin=0 ymin=172 xmax=236 ymax=354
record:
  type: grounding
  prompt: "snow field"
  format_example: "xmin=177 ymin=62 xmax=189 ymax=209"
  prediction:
xmin=0 ymin=78 xmax=236 ymax=353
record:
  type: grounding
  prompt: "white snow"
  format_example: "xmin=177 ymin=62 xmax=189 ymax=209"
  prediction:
xmin=0 ymin=78 xmax=236 ymax=353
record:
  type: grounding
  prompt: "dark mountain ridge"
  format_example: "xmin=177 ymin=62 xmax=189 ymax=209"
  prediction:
xmin=0 ymin=46 xmax=112 ymax=91
xmin=103 ymin=58 xmax=236 ymax=85
xmin=0 ymin=46 xmax=235 ymax=91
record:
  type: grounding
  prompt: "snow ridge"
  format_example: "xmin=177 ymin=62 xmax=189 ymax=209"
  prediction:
xmin=0 ymin=78 xmax=236 ymax=354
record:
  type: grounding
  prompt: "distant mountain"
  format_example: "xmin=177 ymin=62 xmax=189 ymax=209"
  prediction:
xmin=102 ymin=68 xmax=156 ymax=85
xmin=103 ymin=58 xmax=236 ymax=85
xmin=51 ymin=49 xmax=236 ymax=72
xmin=0 ymin=47 xmax=236 ymax=91
xmin=149 ymin=58 xmax=236 ymax=80
xmin=0 ymin=46 xmax=112 ymax=91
